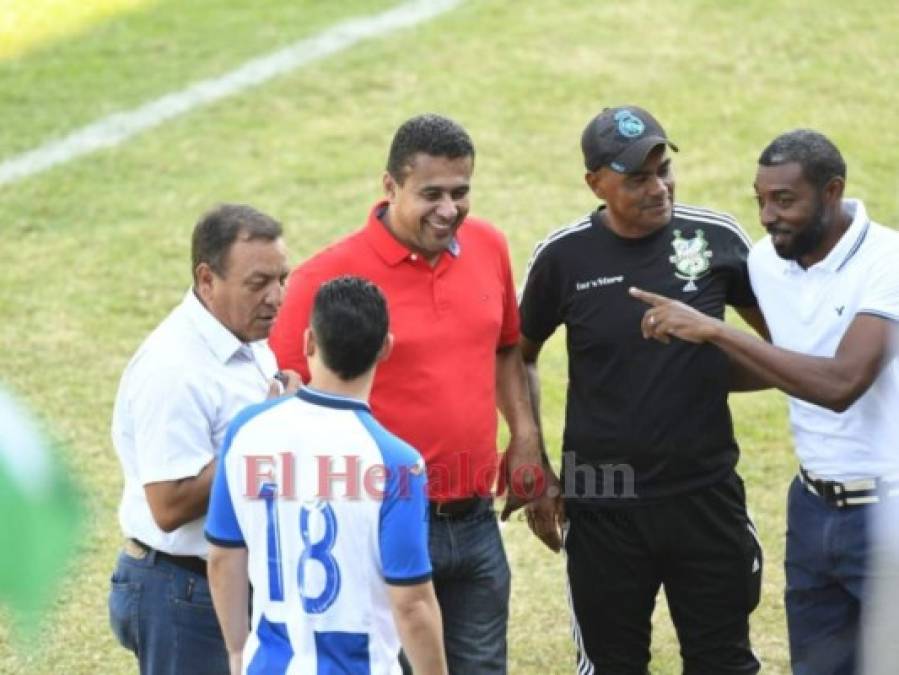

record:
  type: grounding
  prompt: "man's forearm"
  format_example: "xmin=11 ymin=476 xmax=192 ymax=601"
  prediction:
xmin=144 ymin=459 xmax=215 ymax=532
xmin=710 ymin=322 xmax=872 ymax=411
xmin=389 ymin=584 xmax=448 ymax=675
xmin=630 ymin=287 xmax=888 ymax=412
xmin=208 ymin=545 xmax=249 ymax=672
xmin=519 ymin=337 xmax=554 ymax=466
xmin=727 ymin=356 xmax=774 ymax=392
xmin=523 ymin=362 xmax=553 ymax=464
xmin=495 ymin=345 xmax=539 ymax=443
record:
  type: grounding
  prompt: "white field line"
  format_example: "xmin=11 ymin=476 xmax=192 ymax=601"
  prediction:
xmin=0 ymin=0 xmax=461 ymax=187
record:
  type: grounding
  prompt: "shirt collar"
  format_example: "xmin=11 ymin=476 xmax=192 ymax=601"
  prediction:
xmin=778 ymin=198 xmax=869 ymax=275
xmin=362 ymin=200 xmax=461 ymax=266
xmin=296 ymin=385 xmax=371 ymax=412
xmin=817 ymin=199 xmax=869 ymax=272
xmin=182 ymin=289 xmax=245 ymax=364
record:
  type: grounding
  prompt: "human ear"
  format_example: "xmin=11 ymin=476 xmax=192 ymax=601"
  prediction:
xmin=303 ymin=328 xmax=316 ymax=358
xmin=377 ymin=333 xmax=394 ymax=363
xmin=584 ymin=171 xmax=605 ymax=200
xmin=823 ymin=175 xmax=845 ymax=205
xmin=195 ymin=263 xmax=215 ymax=304
xmin=383 ymin=172 xmax=397 ymax=201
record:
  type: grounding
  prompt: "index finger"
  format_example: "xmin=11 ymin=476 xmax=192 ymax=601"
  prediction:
xmin=629 ymin=286 xmax=671 ymax=307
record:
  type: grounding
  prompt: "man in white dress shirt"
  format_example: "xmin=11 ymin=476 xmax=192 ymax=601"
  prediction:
xmin=629 ymin=129 xmax=899 ymax=675
xmin=108 ymin=204 xmax=296 ymax=674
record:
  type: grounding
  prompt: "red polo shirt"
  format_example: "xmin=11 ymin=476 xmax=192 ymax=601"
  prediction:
xmin=269 ymin=201 xmax=520 ymax=501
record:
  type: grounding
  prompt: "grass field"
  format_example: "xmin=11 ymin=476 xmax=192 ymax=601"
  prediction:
xmin=1 ymin=0 xmax=897 ymax=672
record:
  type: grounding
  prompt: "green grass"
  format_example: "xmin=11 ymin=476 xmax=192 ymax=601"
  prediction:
xmin=1 ymin=0 xmax=898 ymax=672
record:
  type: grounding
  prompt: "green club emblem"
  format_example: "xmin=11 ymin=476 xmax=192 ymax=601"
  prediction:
xmin=669 ymin=229 xmax=713 ymax=292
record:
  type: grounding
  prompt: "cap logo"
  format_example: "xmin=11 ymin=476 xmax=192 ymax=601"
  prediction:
xmin=614 ymin=110 xmax=645 ymax=138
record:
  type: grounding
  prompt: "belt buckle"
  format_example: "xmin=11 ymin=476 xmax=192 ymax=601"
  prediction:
xmin=801 ymin=468 xmax=847 ymax=508
xmin=434 ymin=501 xmax=454 ymax=518
xmin=820 ymin=480 xmax=845 ymax=507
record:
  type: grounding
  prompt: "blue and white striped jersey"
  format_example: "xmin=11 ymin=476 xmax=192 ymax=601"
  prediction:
xmin=206 ymin=386 xmax=431 ymax=675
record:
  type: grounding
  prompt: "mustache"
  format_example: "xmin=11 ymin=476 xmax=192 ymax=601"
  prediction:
xmin=765 ymin=224 xmax=792 ymax=236
xmin=642 ymin=198 xmax=669 ymax=209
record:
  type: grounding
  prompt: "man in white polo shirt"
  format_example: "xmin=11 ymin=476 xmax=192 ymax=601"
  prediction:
xmin=108 ymin=204 xmax=296 ymax=674
xmin=629 ymin=129 xmax=899 ymax=674
xmin=205 ymin=276 xmax=447 ymax=675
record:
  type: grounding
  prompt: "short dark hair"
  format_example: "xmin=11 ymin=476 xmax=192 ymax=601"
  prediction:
xmin=758 ymin=129 xmax=847 ymax=190
xmin=191 ymin=204 xmax=282 ymax=282
xmin=311 ymin=276 xmax=389 ymax=381
xmin=386 ymin=113 xmax=475 ymax=183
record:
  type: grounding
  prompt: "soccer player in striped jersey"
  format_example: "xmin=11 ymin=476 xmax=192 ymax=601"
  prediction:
xmin=205 ymin=276 xmax=447 ymax=675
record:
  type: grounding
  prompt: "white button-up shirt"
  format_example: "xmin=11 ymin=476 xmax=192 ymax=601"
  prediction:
xmin=112 ymin=290 xmax=277 ymax=556
xmin=748 ymin=199 xmax=899 ymax=481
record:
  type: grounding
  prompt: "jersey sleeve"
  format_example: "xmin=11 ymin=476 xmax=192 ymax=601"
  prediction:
xmin=351 ymin=410 xmax=431 ymax=584
xmin=378 ymin=448 xmax=431 ymax=585
xmin=268 ymin=263 xmax=316 ymax=381
xmin=204 ymin=450 xmax=244 ymax=547
xmin=130 ymin=366 xmax=214 ymax=484
xmin=518 ymin=241 xmax=564 ymax=344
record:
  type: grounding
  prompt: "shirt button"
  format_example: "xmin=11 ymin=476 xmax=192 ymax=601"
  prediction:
xmin=410 ymin=254 xmax=418 ymax=261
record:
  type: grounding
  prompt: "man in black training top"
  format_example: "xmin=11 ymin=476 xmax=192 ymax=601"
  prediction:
xmin=519 ymin=105 xmax=767 ymax=674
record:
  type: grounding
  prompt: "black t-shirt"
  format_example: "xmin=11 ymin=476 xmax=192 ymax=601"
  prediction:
xmin=520 ymin=204 xmax=756 ymax=504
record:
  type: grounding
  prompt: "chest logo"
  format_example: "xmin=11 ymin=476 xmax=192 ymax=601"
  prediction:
xmin=669 ymin=229 xmax=713 ymax=292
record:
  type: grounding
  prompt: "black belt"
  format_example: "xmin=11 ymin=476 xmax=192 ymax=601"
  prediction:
xmin=798 ymin=466 xmax=897 ymax=508
xmin=130 ymin=539 xmax=207 ymax=577
xmin=428 ymin=496 xmax=487 ymax=519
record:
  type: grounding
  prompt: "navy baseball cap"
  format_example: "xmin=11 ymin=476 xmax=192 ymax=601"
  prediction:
xmin=581 ymin=106 xmax=679 ymax=173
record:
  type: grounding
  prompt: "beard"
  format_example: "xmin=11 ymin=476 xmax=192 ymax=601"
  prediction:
xmin=775 ymin=197 xmax=828 ymax=261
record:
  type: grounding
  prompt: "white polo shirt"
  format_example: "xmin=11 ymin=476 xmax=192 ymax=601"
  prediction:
xmin=111 ymin=290 xmax=278 ymax=556
xmin=748 ymin=199 xmax=899 ymax=481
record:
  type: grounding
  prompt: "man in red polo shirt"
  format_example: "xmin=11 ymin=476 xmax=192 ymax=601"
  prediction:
xmin=268 ymin=113 xmax=541 ymax=674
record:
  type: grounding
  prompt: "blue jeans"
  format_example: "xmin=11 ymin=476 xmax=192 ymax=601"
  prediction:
xmin=427 ymin=499 xmax=511 ymax=674
xmin=108 ymin=548 xmax=229 ymax=675
xmin=785 ymin=477 xmax=870 ymax=675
